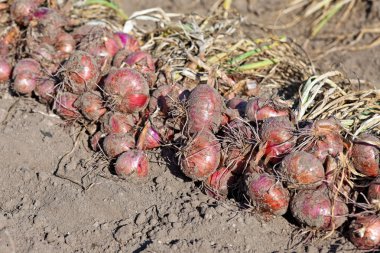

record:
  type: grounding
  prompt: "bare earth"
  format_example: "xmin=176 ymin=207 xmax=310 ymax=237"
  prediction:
xmin=1 ymin=0 xmax=379 ymax=252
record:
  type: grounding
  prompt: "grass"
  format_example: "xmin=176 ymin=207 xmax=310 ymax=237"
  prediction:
xmin=84 ymin=0 xmax=128 ymax=20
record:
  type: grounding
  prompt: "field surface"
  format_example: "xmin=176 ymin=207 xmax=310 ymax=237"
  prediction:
xmin=0 ymin=0 xmax=379 ymax=252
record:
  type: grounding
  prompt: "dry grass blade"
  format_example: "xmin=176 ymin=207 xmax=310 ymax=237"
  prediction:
xmin=312 ymin=24 xmax=380 ymax=60
xmin=278 ymin=0 xmax=355 ymax=36
xmin=265 ymin=0 xmax=380 ymax=59
xmin=309 ymin=0 xmax=352 ymax=37
xmin=297 ymin=71 xmax=380 ymax=135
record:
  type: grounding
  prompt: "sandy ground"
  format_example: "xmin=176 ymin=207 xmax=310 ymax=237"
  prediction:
xmin=0 ymin=0 xmax=379 ymax=252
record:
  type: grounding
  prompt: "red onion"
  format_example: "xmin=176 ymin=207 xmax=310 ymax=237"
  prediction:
xmin=27 ymin=42 xmax=60 ymax=75
xmin=246 ymin=172 xmax=290 ymax=216
xmin=104 ymin=37 xmax=120 ymax=57
xmin=74 ymin=91 xmax=106 ymax=121
xmin=222 ymin=147 xmax=247 ymax=175
xmin=12 ymin=72 xmax=38 ymax=94
xmin=260 ymin=116 xmax=296 ymax=161
xmin=101 ymin=112 xmax=135 ymax=134
xmin=78 ymin=26 xmax=117 ymax=75
xmin=62 ymin=50 xmax=99 ymax=94
xmin=13 ymin=58 xmax=41 ymax=78
xmin=221 ymin=119 xmax=254 ymax=173
xmin=205 ymin=167 xmax=238 ymax=200
xmin=104 ymin=67 xmax=150 ymax=113
xmin=0 ymin=59 xmax=11 ymax=82
xmin=290 ymin=185 xmax=348 ymax=230
xmin=32 ymin=7 xmax=67 ymax=28
xmin=137 ymin=121 xmax=161 ymax=150
xmin=148 ymin=85 xmax=173 ymax=115
xmin=27 ymin=7 xmax=66 ymax=47
xmin=34 ymin=78 xmax=55 ymax=104
xmin=180 ymin=131 xmax=221 ymax=180
xmin=310 ymin=133 xmax=344 ymax=162
xmin=10 ymin=0 xmax=42 ymax=26
xmin=115 ymin=150 xmax=149 ymax=178
xmin=245 ymin=97 xmax=289 ymax=121
xmin=368 ymin=177 xmax=380 ymax=208
xmin=148 ymin=118 xmax=175 ymax=144
xmin=165 ymin=84 xmax=190 ymax=112
xmin=300 ymin=118 xmax=343 ymax=162
xmin=187 ymin=84 xmax=223 ymax=134
xmin=349 ymin=214 xmax=380 ymax=249
xmin=124 ymin=51 xmax=155 ymax=86
xmin=102 ymin=133 xmax=135 ymax=158
xmin=54 ymin=92 xmax=80 ymax=119
xmin=281 ymin=151 xmax=325 ymax=189
xmin=112 ymin=48 xmax=131 ymax=68
xmin=56 ymin=32 xmax=76 ymax=57
xmin=148 ymin=84 xmax=188 ymax=116
xmin=313 ymin=117 xmax=341 ymax=135
xmin=351 ymin=133 xmax=379 ymax=177
xmin=226 ymin=97 xmax=247 ymax=117
xmin=113 ymin=32 xmax=140 ymax=52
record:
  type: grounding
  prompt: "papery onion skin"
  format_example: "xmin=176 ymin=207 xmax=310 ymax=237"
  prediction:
xmin=90 ymin=131 xmax=103 ymax=151
xmin=137 ymin=122 xmax=161 ymax=150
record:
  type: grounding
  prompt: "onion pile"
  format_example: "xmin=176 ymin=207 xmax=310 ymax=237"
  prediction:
xmin=12 ymin=58 xmax=41 ymax=94
xmin=1 ymin=0 xmax=380 ymax=250
xmin=2 ymin=0 xmax=155 ymax=178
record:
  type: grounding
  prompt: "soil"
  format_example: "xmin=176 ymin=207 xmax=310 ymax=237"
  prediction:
xmin=1 ymin=1 xmax=379 ymax=253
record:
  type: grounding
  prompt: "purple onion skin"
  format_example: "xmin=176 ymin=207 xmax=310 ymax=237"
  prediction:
xmin=290 ymin=185 xmax=348 ymax=230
